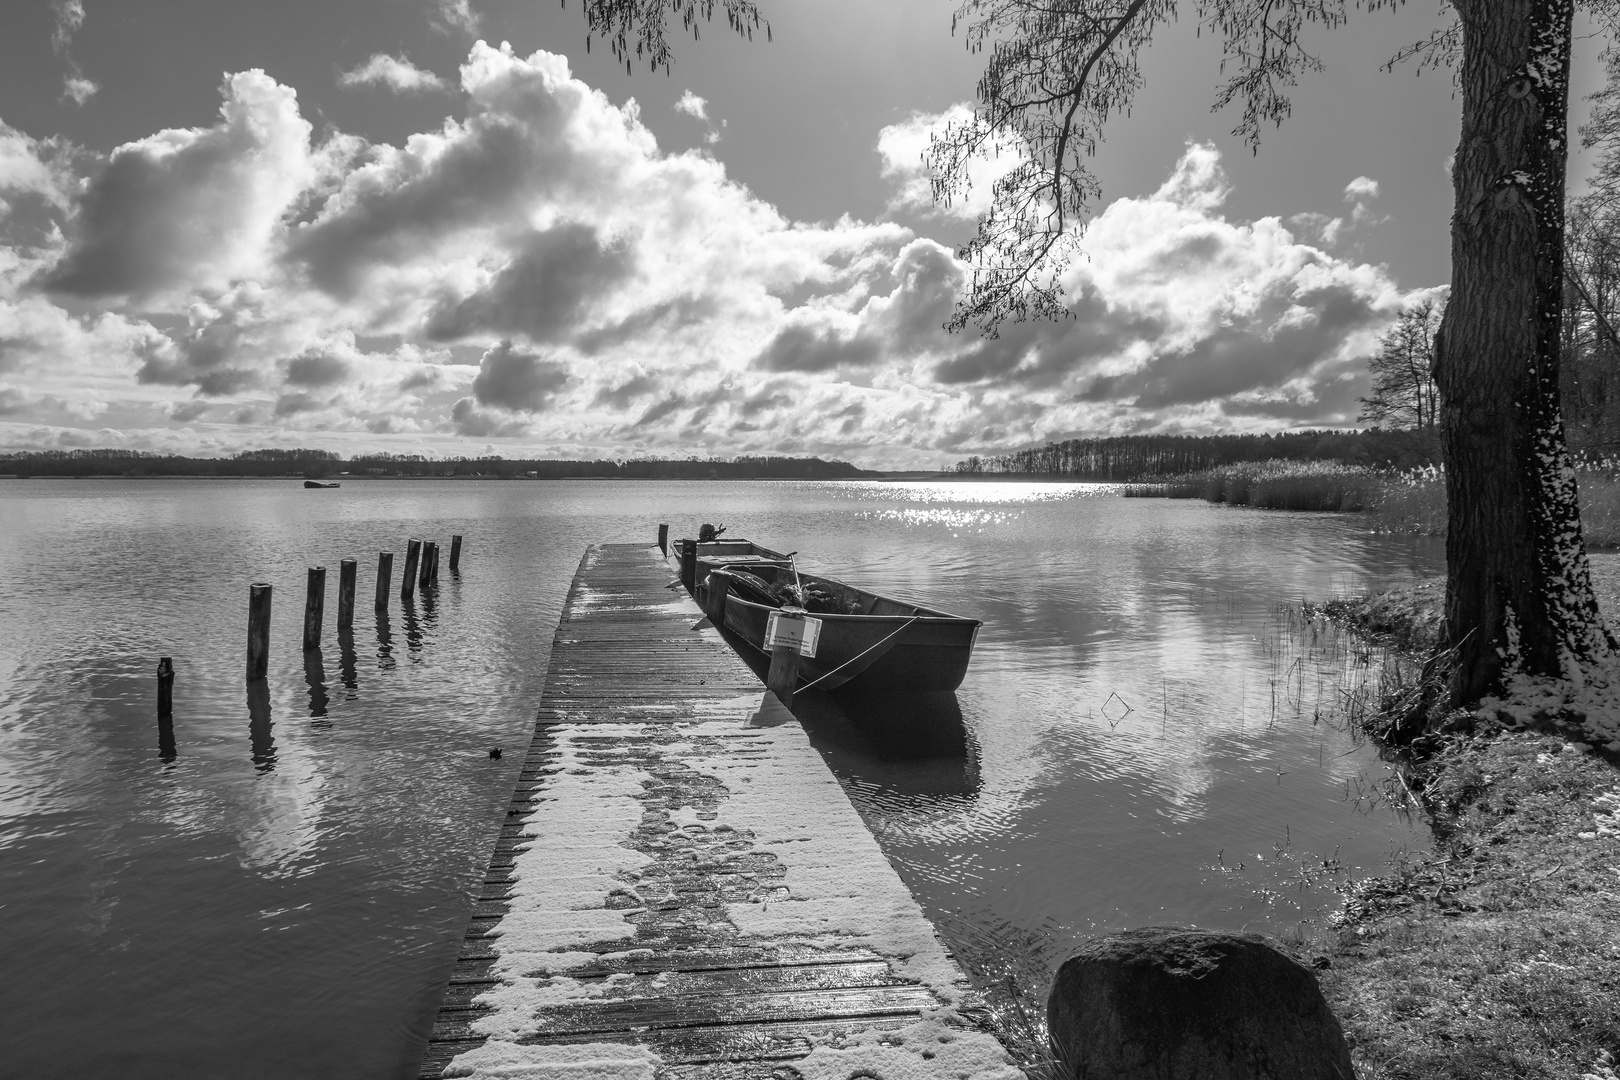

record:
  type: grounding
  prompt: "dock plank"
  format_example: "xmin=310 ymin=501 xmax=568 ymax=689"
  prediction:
xmin=418 ymin=544 xmax=1008 ymax=1080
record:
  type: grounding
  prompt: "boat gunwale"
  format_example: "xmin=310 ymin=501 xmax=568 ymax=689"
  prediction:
xmin=720 ymin=586 xmax=980 ymax=629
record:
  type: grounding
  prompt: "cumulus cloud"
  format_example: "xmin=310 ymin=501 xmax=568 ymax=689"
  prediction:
xmin=469 ymin=339 xmax=567 ymax=411
xmin=45 ymin=70 xmax=316 ymax=299
xmin=1344 ymin=176 xmax=1379 ymax=201
xmin=0 ymin=47 xmax=1423 ymax=464
xmin=674 ymin=91 xmax=708 ymax=121
xmin=338 ymin=54 xmax=447 ymax=93
xmin=423 ymin=221 xmax=633 ymax=341
xmin=877 ymin=104 xmax=1023 ymax=221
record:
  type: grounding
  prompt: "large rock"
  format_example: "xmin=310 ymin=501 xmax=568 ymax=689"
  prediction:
xmin=1047 ymin=927 xmax=1354 ymax=1080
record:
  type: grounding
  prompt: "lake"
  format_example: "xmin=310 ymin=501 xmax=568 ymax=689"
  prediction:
xmin=0 ymin=478 xmax=1441 ymax=1078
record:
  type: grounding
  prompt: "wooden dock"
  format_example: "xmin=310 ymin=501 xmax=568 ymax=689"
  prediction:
xmin=419 ymin=543 xmax=1015 ymax=1080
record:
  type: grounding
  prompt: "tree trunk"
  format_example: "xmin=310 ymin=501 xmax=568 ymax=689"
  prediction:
xmin=1437 ymin=0 xmax=1612 ymax=707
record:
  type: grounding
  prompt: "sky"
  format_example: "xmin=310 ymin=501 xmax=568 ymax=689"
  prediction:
xmin=0 ymin=1 xmax=1613 ymax=468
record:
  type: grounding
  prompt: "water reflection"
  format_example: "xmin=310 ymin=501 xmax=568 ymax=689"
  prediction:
xmin=716 ymin=623 xmax=980 ymax=800
xmin=0 ymin=477 xmax=1449 ymax=1080
xmin=401 ymin=597 xmax=425 ymax=656
xmin=303 ymin=647 xmax=330 ymax=722
xmin=247 ymin=679 xmax=276 ymax=771
xmin=375 ymin=609 xmax=395 ymax=669
xmin=336 ymin=627 xmax=359 ymax=695
xmin=156 ymin=711 xmax=177 ymax=764
xmin=800 ymin=688 xmax=980 ymax=802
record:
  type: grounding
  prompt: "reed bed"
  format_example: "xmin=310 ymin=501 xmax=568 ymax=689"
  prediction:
xmin=1122 ymin=460 xmax=1376 ymax=512
xmin=1124 ymin=459 xmax=1620 ymax=548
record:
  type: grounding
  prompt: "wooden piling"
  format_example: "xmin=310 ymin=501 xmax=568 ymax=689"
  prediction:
xmin=657 ymin=523 xmax=669 ymax=556
xmin=304 ymin=566 xmax=326 ymax=650
xmin=428 ymin=540 xmax=441 ymax=586
xmin=449 ymin=534 xmax=462 ymax=572
xmin=765 ymin=608 xmax=804 ymax=709
xmin=679 ymin=538 xmax=697 ymax=592
xmin=337 ymin=558 xmax=357 ymax=629
xmin=402 ymin=539 xmax=421 ymax=599
xmin=247 ymin=583 xmax=272 ymax=680
xmin=375 ymin=551 xmax=393 ymax=610
xmin=419 ymin=541 xmax=436 ymax=590
xmin=157 ymin=656 xmax=174 ymax=715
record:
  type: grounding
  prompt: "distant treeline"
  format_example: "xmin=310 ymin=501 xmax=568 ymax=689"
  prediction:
xmin=0 ymin=448 xmax=871 ymax=480
xmin=951 ymin=429 xmax=1441 ymax=479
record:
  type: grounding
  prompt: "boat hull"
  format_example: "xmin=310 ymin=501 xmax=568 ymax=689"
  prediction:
xmin=719 ymin=584 xmax=978 ymax=693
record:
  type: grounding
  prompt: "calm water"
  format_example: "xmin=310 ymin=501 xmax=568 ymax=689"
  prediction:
xmin=0 ymin=479 xmax=1441 ymax=1077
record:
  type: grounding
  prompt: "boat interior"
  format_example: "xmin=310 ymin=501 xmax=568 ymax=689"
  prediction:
xmin=716 ymin=563 xmax=955 ymax=620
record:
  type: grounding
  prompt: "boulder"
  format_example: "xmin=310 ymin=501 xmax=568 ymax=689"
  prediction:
xmin=1047 ymin=927 xmax=1354 ymax=1080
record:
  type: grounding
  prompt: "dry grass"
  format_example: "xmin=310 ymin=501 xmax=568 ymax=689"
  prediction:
xmin=1306 ymin=731 xmax=1620 ymax=1080
xmin=1298 ymin=578 xmax=1620 ymax=1079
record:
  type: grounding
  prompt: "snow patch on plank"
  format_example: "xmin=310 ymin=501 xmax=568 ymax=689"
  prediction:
xmin=441 ymin=1040 xmax=659 ymax=1080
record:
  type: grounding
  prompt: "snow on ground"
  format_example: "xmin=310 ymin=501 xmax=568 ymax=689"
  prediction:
xmin=443 ymin=707 xmax=1018 ymax=1080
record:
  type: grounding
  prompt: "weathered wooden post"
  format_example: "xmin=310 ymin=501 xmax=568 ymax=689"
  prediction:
xmin=247 ymin=583 xmax=272 ymax=679
xmin=765 ymin=607 xmax=808 ymax=710
xmin=157 ymin=656 xmax=174 ymax=716
xmin=375 ymin=551 xmax=393 ymax=610
xmin=657 ymin=523 xmax=669 ymax=556
xmin=337 ymin=558 xmax=357 ymax=629
xmin=157 ymin=656 xmax=176 ymax=761
xmin=419 ymin=541 xmax=436 ymax=590
xmin=428 ymin=540 xmax=441 ymax=586
xmin=401 ymin=538 xmax=420 ymax=599
xmin=304 ymin=566 xmax=326 ymax=650
xmin=679 ymin=538 xmax=697 ymax=592
xmin=449 ymin=534 xmax=463 ymax=572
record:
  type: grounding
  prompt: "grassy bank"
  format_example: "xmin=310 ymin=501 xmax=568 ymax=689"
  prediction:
xmin=1302 ymin=577 xmax=1620 ymax=1079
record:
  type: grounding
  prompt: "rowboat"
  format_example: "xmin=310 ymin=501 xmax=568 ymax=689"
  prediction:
xmin=700 ymin=563 xmax=980 ymax=693
xmin=303 ymin=480 xmax=340 ymax=488
xmin=678 ymin=537 xmax=792 ymax=594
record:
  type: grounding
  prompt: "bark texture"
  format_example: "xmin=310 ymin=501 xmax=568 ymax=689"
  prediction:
xmin=1438 ymin=0 xmax=1612 ymax=705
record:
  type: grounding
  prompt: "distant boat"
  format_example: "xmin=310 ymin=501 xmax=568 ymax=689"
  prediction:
xmin=303 ymin=480 xmax=340 ymax=489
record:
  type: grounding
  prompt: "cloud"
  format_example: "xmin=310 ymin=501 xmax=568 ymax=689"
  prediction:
xmin=0 ymin=50 xmax=1422 ymax=465
xmin=50 ymin=0 xmax=99 ymax=105
xmin=469 ymin=339 xmax=567 ymax=412
xmin=1344 ymin=176 xmax=1379 ymax=201
xmin=674 ymin=91 xmax=709 ymax=121
xmin=422 ymin=221 xmax=634 ymax=342
xmin=436 ymin=0 xmax=481 ymax=35
xmin=284 ymin=351 xmax=351 ymax=386
xmin=45 ymin=70 xmax=316 ymax=299
xmin=338 ymin=54 xmax=447 ymax=93
xmin=450 ymin=396 xmax=529 ymax=436
xmin=878 ymin=104 xmax=1025 ymax=221
xmin=0 ymin=122 xmax=72 ymax=211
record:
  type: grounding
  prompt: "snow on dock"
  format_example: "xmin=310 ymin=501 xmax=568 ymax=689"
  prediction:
xmin=419 ymin=543 xmax=1016 ymax=1080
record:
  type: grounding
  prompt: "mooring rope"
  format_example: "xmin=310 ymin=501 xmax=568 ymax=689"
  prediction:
xmin=796 ymin=614 xmax=922 ymax=691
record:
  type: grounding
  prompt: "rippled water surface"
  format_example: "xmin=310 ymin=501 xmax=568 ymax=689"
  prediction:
xmin=0 ymin=478 xmax=1442 ymax=1078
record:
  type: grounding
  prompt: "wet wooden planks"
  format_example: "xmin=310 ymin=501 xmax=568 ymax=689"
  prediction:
xmin=419 ymin=544 xmax=994 ymax=1080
